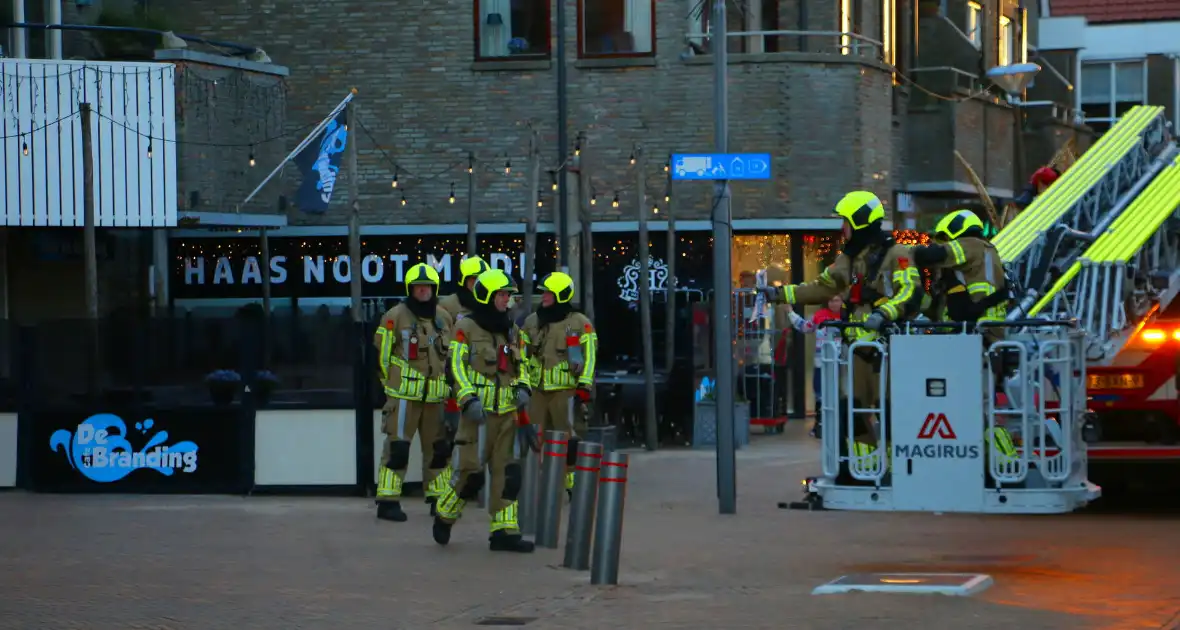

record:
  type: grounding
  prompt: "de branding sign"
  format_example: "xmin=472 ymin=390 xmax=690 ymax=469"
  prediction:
xmin=49 ymin=414 xmax=200 ymax=483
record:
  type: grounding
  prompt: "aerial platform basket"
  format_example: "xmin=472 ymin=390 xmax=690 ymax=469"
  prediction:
xmin=807 ymin=320 xmax=1101 ymax=515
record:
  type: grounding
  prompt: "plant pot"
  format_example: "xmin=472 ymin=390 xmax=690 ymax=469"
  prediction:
xmin=692 ymin=401 xmax=751 ymax=449
xmin=209 ymin=386 xmax=236 ymax=406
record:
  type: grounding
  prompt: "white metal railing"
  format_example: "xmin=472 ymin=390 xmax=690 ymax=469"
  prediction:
xmin=685 ymin=29 xmax=883 ymax=59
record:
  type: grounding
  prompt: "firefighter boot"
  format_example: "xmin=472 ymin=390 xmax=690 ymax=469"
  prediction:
xmin=377 ymin=501 xmax=407 ymax=522
xmin=489 ymin=530 xmax=536 ymax=553
xmin=432 ymin=516 xmax=453 ymax=545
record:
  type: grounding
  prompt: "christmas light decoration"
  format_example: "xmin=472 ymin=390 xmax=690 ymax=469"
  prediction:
xmin=448 ymin=183 xmax=456 ymax=204
xmin=392 ymin=168 xmax=399 ymax=188
xmin=147 ymin=143 xmax=153 ymax=159
xmin=21 ymin=141 xmax=28 ymax=156
xmin=611 ymin=192 xmax=620 ymax=208
xmin=248 ymin=150 xmax=256 ymax=167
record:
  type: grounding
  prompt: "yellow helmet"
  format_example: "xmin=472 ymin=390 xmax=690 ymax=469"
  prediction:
xmin=458 ymin=256 xmax=490 ymax=286
xmin=405 ymin=263 xmax=440 ymax=294
xmin=472 ymin=268 xmax=516 ymax=305
xmin=834 ymin=191 xmax=885 ymax=230
xmin=539 ymin=272 xmax=575 ymax=304
xmin=934 ymin=209 xmax=985 ymax=241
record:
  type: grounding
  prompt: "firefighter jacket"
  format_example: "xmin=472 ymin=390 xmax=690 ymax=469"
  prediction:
xmin=374 ymin=303 xmax=453 ymax=403
xmin=917 ymin=236 xmax=1007 ymax=323
xmin=439 ymin=292 xmax=474 ymax=322
xmin=520 ymin=309 xmax=598 ymax=392
xmin=778 ymin=240 xmax=923 ymax=339
xmin=450 ymin=317 xmax=532 ymax=414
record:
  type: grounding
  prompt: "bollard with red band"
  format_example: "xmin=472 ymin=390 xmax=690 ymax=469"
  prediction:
xmin=562 ymin=441 xmax=603 ymax=570
xmin=535 ymin=430 xmax=569 ymax=549
xmin=590 ymin=451 xmax=629 ymax=585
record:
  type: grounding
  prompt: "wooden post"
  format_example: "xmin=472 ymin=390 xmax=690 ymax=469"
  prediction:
xmin=81 ymin=102 xmax=99 ymax=396
xmin=577 ymin=132 xmax=595 ymax=321
xmin=636 ymin=145 xmax=658 ymax=451
xmin=346 ymin=92 xmax=362 ymax=323
xmin=664 ymin=165 xmax=676 ymax=372
xmin=523 ymin=128 xmax=540 ymax=309
xmin=466 ymin=152 xmax=478 ymax=255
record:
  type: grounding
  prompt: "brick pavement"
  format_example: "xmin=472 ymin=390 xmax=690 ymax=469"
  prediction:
xmin=1 ymin=424 xmax=1178 ymax=629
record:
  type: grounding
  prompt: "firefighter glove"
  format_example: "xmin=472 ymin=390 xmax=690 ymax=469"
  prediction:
xmin=863 ymin=310 xmax=887 ymax=332
xmin=461 ymin=398 xmax=487 ymax=424
xmin=514 ymin=385 xmax=531 ymax=409
xmin=757 ymin=285 xmax=785 ymax=303
xmin=516 ymin=422 xmax=541 ymax=454
xmin=575 ymin=386 xmax=592 ymax=403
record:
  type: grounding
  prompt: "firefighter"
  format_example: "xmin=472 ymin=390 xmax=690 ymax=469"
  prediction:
xmin=913 ymin=209 xmax=1008 ymax=327
xmin=432 ymin=268 xmax=536 ymax=553
xmin=760 ymin=191 xmax=923 ymax=474
xmin=439 ymin=255 xmax=490 ymax=321
xmin=432 ymin=255 xmax=491 ymax=503
xmin=520 ymin=272 xmax=598 ymax=494
xmin=374 ymin=263 xmax=454 ymax=522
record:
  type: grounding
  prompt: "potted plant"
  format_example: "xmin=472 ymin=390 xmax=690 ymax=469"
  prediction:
xmin=692 ymin=377 xmax=752 ymax=449
xmin=205 ymin=369 xmax=241 ymax=406
xmin=254 ymin=370 xmax=280 ymax=406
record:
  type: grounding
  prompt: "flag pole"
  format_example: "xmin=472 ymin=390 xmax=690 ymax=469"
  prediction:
xmin=238 ymin=91 xmax=356 ymax=211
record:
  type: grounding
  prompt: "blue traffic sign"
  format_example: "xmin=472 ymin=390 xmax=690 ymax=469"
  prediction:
xmin=671 ymin=153 xmax=772 ymax=181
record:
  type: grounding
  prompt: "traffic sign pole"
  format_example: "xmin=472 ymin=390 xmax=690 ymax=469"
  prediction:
xmin=712 ymin=0 xmax=737 ymax=516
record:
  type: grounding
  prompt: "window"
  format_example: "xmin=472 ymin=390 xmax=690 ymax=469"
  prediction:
xmin=998 ymin=15 xmax=1013 ymax=66
xmin=966 ymin=1 xmax=982 ymax=48
xmin=579 ymin=0 xmax=655 ymax=57
xmin=882 ymin=0 xmax=897 ymax=66
xmin=1080 ymin=60 xmax=1147 ymax=134
xmin=475 ymin=0 xmax=550 ymax=60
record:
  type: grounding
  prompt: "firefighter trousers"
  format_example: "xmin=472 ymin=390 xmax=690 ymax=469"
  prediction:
xmin=434 ymin=412 xmax=522 ymax=533
xmin=376 ymin=398 xmax=450 ymax=503
xmin=530 ymin=388 xmax=588 ymax=491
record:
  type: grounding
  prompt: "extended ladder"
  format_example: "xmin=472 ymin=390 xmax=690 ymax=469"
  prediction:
xmin=997 ymin=106 xmax=1173 ymax=314
xmin=1030 ymin=151 xmax=1180 ymax=362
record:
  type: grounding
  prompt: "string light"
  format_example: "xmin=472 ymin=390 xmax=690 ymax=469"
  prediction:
xmin=467 ymin=155 xmax=474 ymax=174
xmin=248 ymin=150 xmax=255 ymax=167
xmin=392 ymin=168 xmax=399 ymax=188
xmin=574 ymin=141 xmax=581 ymax=156
xmin=550 ymin=171 xmax=558 ymax=191
xmin=590 ymin=194 xmax=597 ymax=206
xmin=146 ymin=143 xmax=153 ymax=159
xmin=611 ymin=192 xmax=620 ymax=208
xmin=448 ymin=182 xmax=456 ymax=204
xmin=629 ymin=151 xmax=636 ymax=165
xmin=400 ymin=192 xmax=407 ymax=206
xmin=652 ymin=203 xmax=660 ymax=215
xmin=21 ymin=141 xmax=28 ymax=156
xmin=664 ymin=156 xmax=671 ymax=172
xmin=537 ymin=193 xmax=543 ymax=208
xmin=504 ymin=159 xmax=512 ymax=174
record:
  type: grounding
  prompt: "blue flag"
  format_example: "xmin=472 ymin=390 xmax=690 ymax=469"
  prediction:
xmin=294 ymin=110 xmax=348 ymax=214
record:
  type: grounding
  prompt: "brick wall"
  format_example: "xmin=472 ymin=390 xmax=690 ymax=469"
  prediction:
xmin=165 ymin=0 xmax=896 ymax=225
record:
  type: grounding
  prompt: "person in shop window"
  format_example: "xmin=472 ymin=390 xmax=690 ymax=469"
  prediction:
xmin=782 ymin=293 xmax=845 ymax=438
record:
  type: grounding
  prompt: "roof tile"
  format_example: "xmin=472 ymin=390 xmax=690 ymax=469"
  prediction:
xmin=1052 ymin=0 xmax=1180 ymax=23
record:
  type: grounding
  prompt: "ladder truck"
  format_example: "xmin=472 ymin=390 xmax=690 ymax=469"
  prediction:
xmin=800 ymin=105 xmax=1180 ymax=514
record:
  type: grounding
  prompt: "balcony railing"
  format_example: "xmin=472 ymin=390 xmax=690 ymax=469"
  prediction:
xmin=684 ymin=29 xmax=883 ymax=60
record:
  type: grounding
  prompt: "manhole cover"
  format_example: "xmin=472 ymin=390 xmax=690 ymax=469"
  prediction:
xmin=475 ymin=617 xmax=537 ymax=626
xmin=813 ymin=573 xmax=993 ymax=596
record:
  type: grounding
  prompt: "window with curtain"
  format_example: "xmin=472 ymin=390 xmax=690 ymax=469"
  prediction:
xmin=476 ymin=0 xmax=550 ymax=60
xmin=998 ymin=15 xmax=1013 ymax=66
xmin=1080 ymin=60 xmax=1147 ymax=134
xmin=580 ymin=0 xmax=655 ymax=57
xmin=966 ymin=1 xmax=982 ymax=48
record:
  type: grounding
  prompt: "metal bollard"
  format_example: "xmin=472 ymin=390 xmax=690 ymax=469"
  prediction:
xmin=590 ymin=451 xmax=629 ymax=585
xmin=535 ymin=430 xmax=569 ymax=549
xmin=562 ymin=441 xmax=603 ymax=570
xmin=519 ymin=439 xmax=541 ymax=535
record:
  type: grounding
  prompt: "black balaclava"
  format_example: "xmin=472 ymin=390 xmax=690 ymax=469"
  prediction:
xmin=842 ymin=220 xmax=888 ymax=259
xmin=471 ymin=294 xmax=512 ymax=335
xmin=406 ymin=287 xmax=438 ymax=319
xmin=537 ymin=301 xmax=576 ymax=326
xmin=456 ymin=285 xmax=480 ymax=312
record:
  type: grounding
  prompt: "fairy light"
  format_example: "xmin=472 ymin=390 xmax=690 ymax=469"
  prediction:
xmin=550 ymin=171 xmax=558 ymax=191
xmin=629 ymin=151 xmax=636 ymax=165
xmin=146 ymin=143 xmax=153 ymax=159
xmin=248 ymin=150 xmax=255 ymax=167
xmin=574 ymin=141 xmax=581 ymax=156
xmin=392 ymin=168 xmax=399 ymax=188
xmin=467 ymin=155 xmax=474 ymax=174
xmin=504 ymin=159 xmax=512 ymax=174
xmin=611 ymin=192 xmax=620 ymax=208
xmin=400 ymin=192 xmax=407 ymax=206
xmin=590 ymin=194 xmax=597 ymax=206
xmin=652 ymin=203 xmax=660 ymax=215
xmin=448 ymin=182 xmax=456 ymax=204
xmin=21 ymin=140 xmax=28 ymax=156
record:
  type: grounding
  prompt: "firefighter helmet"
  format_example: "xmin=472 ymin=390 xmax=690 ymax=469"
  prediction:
xmin=833 ymin=191 xmax=885 ymax=230
xmin=538 ymin=272 xmax=575 ymax=304
xmin=458 ymin=256 xmax=490 ymax=286
xmin=934 ymin=209 xmax=985 ymax=241
xmin=472 ymin=268 xmax=516 ymax=305
xmin=404 ymin=263 xmax=440 ymax=294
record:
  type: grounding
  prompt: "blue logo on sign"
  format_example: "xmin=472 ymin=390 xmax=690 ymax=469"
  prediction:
xmin=49 ymin=414 xmax=199 ymax=483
